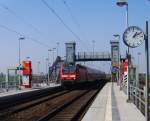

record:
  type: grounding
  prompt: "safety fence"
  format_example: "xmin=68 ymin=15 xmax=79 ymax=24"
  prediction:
xmin=130 ymin=85 xmax=145 ymax=115
xmin=0 ymin=81 xmax=18 ymax=93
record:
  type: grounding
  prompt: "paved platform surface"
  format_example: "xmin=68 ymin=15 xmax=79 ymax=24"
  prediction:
xmin=82 ymin=82 xmax=145 ymax=121
xmin=0 ymin=83 xmax=60 ymax=97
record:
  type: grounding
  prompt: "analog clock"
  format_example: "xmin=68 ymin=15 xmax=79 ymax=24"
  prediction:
xmin=123 ymin=26 xmax=145 ymax=48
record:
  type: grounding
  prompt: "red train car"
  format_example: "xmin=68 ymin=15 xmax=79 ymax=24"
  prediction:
xmin=60 ymin=64 xmax=106 ymax=86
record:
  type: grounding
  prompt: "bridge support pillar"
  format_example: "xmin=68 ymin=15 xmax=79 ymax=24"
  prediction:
xmin=65 ymin=42 xmax=76 ymax=65
xmin=110 ymin=40 xmax=120 ymax=83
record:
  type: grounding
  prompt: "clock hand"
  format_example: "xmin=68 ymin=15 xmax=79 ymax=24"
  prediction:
xmin=136 ymin=32 xmax=142 ymax=36
xmin=133 ymin=32 xmax=142 ymax=38
xmin=133 ymin=32 xmax=137 ymax=38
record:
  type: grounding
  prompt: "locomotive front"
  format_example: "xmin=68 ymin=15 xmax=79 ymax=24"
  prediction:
xmin=60 ymin=65 xmax=77 ymax=85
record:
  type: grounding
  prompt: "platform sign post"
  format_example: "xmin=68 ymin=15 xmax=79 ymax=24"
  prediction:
xmin=22 ymin=60 xmax=32 ymax=88
xmin=145 ymin=21 xmax=149 ymax=121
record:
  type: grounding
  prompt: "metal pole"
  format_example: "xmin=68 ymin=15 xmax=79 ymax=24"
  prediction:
xmin=126 ymin=4 xmax=129 ymax=28
xmin=136 ymin=52 xmax=141 ymax=94
xmin=53 ymin=50 xmax=54 ymax=63
xmin=116 ymin=1 xmax=130 ymax=98
xmin=57 ymin=42 xmax=59 ymax=57
xmin=48 ymin=49 xmax=51 ymax=85
xmin=18 ymin=38 xmax=21 ymax=89
xmin=92 ymin=40 xmax=95 ymax=58
xmin=47 ymin=63 xmax=50 ymax=85
xmin=52 ymin=48 xmax=56 ymax=82
xmin=6 ymin=69 xmax=9 ymax=92
xmin=52 ymin=48 xmax=56 ymax=63
xmin=18 ymin=37 xmax=24 ymax=89
xmin=46 ymin=58 xmax=49 ymax=85
xmin=138 ymin=52 xmax=141 ymax=72
xmin=46 ymin=58 xmax=48 ymax=74
xmin=37 ymin=61 xmax=40 ymax=74
xmin=126 ymin=3 xmax=131 ymax=101
xmin=145 ymin=21 xmax=149 ymax=121
xmin=138 ymin=53 xmax=139 ymax=69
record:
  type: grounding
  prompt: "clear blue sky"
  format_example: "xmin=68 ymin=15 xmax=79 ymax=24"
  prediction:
xmin=0 ymin=0 xmax=149 ymax=73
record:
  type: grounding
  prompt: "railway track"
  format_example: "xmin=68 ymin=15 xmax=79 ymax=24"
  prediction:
xmin=0 ymin=89 xmax=72 ymax=121
xmin=38 ymin=89 xmax=100 ymax=121
xmin=0 ymin=81 xmax=106 ymax=121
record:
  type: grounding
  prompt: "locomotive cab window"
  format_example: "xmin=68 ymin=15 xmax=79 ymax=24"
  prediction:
xmin=62 ymin=66 xmax=76 ymax=74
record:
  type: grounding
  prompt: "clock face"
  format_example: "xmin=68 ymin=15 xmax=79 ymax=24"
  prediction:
xmin=123 ymin=26 xmax=145 ymax=48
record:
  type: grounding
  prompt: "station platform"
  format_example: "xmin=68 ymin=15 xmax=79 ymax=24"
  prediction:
xmin=0 ymin=83 xmax=60 ymax=97
xmin=82 ymin=82 xmax=145 ymax=121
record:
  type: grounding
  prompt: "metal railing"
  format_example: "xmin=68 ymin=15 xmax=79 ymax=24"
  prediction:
xmin=31 ymin=74 xmax=48 ymax=88
xmin=76 ymin=52 xmax=111 ymax=61
xmin=130 ymin=84 xmax=145 ymax=115
xmin=0 ymin=81 xmax=18 ymax=93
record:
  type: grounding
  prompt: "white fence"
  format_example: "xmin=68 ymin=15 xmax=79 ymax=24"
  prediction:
xmin=0 ymin=81 xmax=18 ymax=93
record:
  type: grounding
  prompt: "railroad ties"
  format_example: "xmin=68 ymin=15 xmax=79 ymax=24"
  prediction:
xmin=0 ymin=81 xmax=106 ymax=121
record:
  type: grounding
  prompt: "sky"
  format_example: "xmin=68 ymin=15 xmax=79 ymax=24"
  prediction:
xmin=0 ymin=0 xmax=149 ymax=74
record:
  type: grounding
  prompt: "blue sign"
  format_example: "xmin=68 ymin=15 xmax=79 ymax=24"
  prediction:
xmin=112 ymin=67 xmax=119 ymax=73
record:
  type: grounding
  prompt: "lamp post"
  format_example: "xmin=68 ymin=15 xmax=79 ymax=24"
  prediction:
xmin=37 ymin=61 xmax=40 ymax=74
xmin=92 ymin=40 xmax=95 ymax=58
xmin=116 ymin=0 xmax=129 ymax=53
xmin=136 ymin=52 xmax=141 ymax=103
xmin=116 ymin=0 xmax=128 ymax=28
xmin=116 ymin=0 xmax=131 ymax=101
xmin=45 ymin=58 xmax=49 ymax=85
xmin=137 ymin=52 xmax=141 ymax=72
xmin=48 ymin=49 xmax=52 ymax=85
xmin=26 ymin=56 xmax=30 ymax=61
xmin=45 ymin=58 xmax=48 ymax=74
xmin=52 ymin=48 xmax=56 ymax=82
xmin=56 ymin=42 xmax=59 ymax=57
xmin=48 ymin=49 xmax=52 ymax=64
xmin=52 ymin=48 xmax=56 ymax=63
xmin=18 ymin=37 xmax=25 ymax=89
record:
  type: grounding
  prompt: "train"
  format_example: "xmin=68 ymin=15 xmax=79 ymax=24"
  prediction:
xmin=60 ymin=64 xmax=106 ymax=86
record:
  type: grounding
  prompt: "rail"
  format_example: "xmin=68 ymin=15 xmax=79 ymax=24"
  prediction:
xmin=38 ymin=82 xmax=104 ymax=121
xmin=0 ymin=81 xmax=105 ymax=121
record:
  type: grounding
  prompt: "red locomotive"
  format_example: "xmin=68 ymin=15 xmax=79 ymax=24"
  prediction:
xmin=60 ymin=64 xmax=106 ymax=86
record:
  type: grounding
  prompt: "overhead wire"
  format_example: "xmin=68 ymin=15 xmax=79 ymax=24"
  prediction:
xmin=61 ymin=0 xmax=91 ymax=52
xmin=0 ymin=24 xmax=23 ymax=36
xmin=61 ymin=0 xmax=80 ymax=28
xmin=41 ymin=0 xmax=91 ymax=53
xmin=0 ymin=24 xmax=50 ymax=48
xmin=41 ymin=0 xmax=81 ymax=41
xmin=0 ymin=3 xmax=41 ymax=34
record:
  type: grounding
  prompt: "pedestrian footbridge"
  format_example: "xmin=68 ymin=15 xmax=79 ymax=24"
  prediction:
xmin=76 ymin=52 xmax=111 ymax=61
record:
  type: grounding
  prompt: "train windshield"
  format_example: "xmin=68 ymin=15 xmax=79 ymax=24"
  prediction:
xmin=63 ymin=66 xmax=76 ymax=74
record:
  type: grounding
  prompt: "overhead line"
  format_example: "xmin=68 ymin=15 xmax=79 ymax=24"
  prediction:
xmin=61 ymin=0 xmax=80 ymax=28
xmin=61 ymin=0 xmax=91 ymax=52
xmin=0 ymin=24 xmax=23 ymax=36
xmin=41 ymin=0 xmax=81 ymax=41
xmin=26 ymin=36 xmax=50 ymax=48
xmin=0 ymin=3 xmax=41 ymax=34
xmin=0 ymin=24 xmax=50 ymax=48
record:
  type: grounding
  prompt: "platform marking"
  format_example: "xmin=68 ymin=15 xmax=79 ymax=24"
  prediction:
xmin=105 ymin=84 xmax=112 ymax=121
